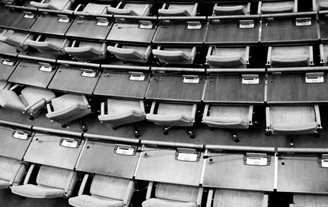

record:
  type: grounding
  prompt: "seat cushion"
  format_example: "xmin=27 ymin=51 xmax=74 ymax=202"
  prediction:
xmin=51 ymin=94 xmax=88 ymax=112
xmin=26 ymin=37 xmax=66 ymax=54
xmin=261 ymin=1 xmax=294 ymax=13
xmin=271 ymin=55 xmax=309 ymax=67
xmin=83 ymin=3 xmax=109 ymax=14
xmin=69 ymin=195 xmax=124 ymax=207
xmin=0 ymin=89 xmax=26 ymax=110
xmin=155 ymin=183 xmax=199 ymax=202
xmin=207 ymin=55 xmax=245 ymax=68
xmin=107 ymin=45 xmax=149 ymax=63
xmin=0 ymin=156 xmax=26 ymax=187
xmin=153 ymin=48 xmax=194 ymax=65
xmin=143 ymin=198 xmax=197 ymax=207
xmin=317 ymin=0 xmax=328 ymax=11
xmin=159 ymin=4 xmax=196 ymax=16
xmin=213 ymin=189 xmax=264 ymax=207
xmin=0 ymin=179 xmax=10 ymax=189
xmin=293 ymin=193 xmax=328 ymax=207
xmin=11 ymin=184 xmax=65 ymax=198
xmin=21 ymin=87 xmax=56 ymax=105
xmin=213 ymin=5 xmax=247 ymax=15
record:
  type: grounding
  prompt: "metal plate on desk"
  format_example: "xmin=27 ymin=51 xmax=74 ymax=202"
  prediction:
xmin=30 ymin=14 xmax=73 ymax=36
xmin=0 ymin=9 xmax=36 ymax=30
xmin=0 ymin=57 xmax=18 ymax=81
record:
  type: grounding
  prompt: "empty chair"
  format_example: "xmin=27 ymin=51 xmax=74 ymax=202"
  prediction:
xmin=64 ymin=41 xmax=106 ymax=62
xmin=158 ymin=3 xmax=198 ymax=16
xmin=213 ymin=2 xmax=251 ymax=15
xmin=0 ymin=156 xmax=27 ymax=189
xmin=26 ymin=36 xmax=69 ymax=55
xmin=206 ymin=47 xmax=250 ymax=68
xmin=258 ymin=0 xmax=297 ymax=14
xmin=30 ymin=0 xmax=73 ymax=10
xmin=46 ymin=94 xmax=91 ymax=131
xmin=0 ymin=30 xmax=33 ymax=50
xmin=153 ymin=46 xmax=197 ymax=65
xmin=107 ymin=2 xmax=151 ymax=16
xmin=12 ymin=165 xmax=78 ymax=198
xmin=69 ymin=174 xmax=135 ymax=207
xmin=0 ymin=85 xmax=56 ymax=119
xmin=146 ymin=102 xmax=197 ymax=138
xmin=142 ymin=182 xmax=203 ymax=207
xmin=290 ymin=193 xmax=328 ymax=207
xmin=207 ymin=189 xmax=268 ymax=207
xmin=107 ymin=44 xmax=151 ymax=63
xmin=267 ymin=46 xmax=313 ymax=67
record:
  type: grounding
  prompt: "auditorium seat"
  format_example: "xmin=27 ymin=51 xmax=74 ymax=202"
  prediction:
xmin=12 ymin=164 xmax=78 ymax=198
xmin=0 ymin=30 xmax=33 ymax=50
xmin=64 ymin=41 xmax=106 ymax=62
xmin=0 ymin=156 xmax=27 ymax=189
xmin=69 ymin=174 xmax=135 ymax=207
xmin=153 ymin=46 xmax=197 ymax=65
xmin=258 ymin=0 xmax=297 ymax=14
xmin=206 ymin=47 xmax=250 ymax=68
xmin=30 ymin=0 xmax=73 ymax=10
xmin=0 ymin=85 xmax=56 ymax=119
xmin=26 ymin=35 xmax=69 ymax=55
xmin=146 ymin=102 xmax=197 ymax=138
xmin=313 ymin=0 xmax=328 ymax=11
xmin=212 ymin=2 xmax=251 ymax=15
xmin=290 ymin=193 xmax=328 ymax=207
xmin=267 ymin=46 xmax=313 ymax=67
xmin=107 ymin=2 xmax=151 ymax=16
xmin=98 ymin=99 xmax=146 ymax=137
xmin=107 ymin=44 xmax=151 ymax=63
xmin=142 ymin=182 xmax=203 ymax=207
xmin=207 ymin=189 xmax=268 ymax=207
xmin=158 ymin=3 xmax=198 ymax=16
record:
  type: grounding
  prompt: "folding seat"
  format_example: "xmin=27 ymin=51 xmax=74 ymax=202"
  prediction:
xmin=30 ymin=0 xmax=74 ymax=10
xmin=152 ymin=46 xmax=197 ymax=65
xmin=212 ymin=2 xmax=251 ymax=15
xmin=0 ymin=30 xmax=33 ymax=50
xmin=158 ymin=3 xmax=198 ymax=16
xmin=146 ymin=102 xmax=197 ymax=138
xmin=64 ymin=41 xmax=107 ymax=62
xmin=258 ymin=0 xmax=297 ymax=14
xmin=207 ymin=189 xmax=268 ymax=207
xmin=46 ymin=94 xmax=91 ymax=131
xmin=0 ymin=85 xmax=56 ymax=119
xmin=107 ymin=44 xmax=151 ymax=63
xmin=107 ymin=2 xmax=151 ymax=16
xmin=142 ymin=182 xmax=203 ymax=207
xmin=69 ymin=174 xmax=135 ymax=207
xmin=206 ymin=47 xmax=250 ymax=68
xmin=25 ymin=35 xmax=69 ymax=55
xmin=0 ymin=156 xmax=27 ymax=189
xmin=267 ymin=46 xmax=313 ymax=67
xmin=290 ymin=193 xmax=328 ymax=207
xmin=11 ymin=164 xmax=78 ymax=198
xmin=98 ymin=98 xmax=146 ymax=137
xmin=313 ymin=0 xmax=328 ymax=11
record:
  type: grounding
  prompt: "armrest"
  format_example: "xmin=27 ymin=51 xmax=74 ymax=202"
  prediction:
xmin=192 ymin=3 xmax=198 ymax=16
xmin=46 ymin=103 xmax=53 ymax=113
xmin=265 ymin=107 xmax=271 ymax=129
xmin=294 ymin=0 xmax=298 ymax=12
xmin=246 ymin=2 xmax=251 ymax=14
xmin=196 ymin=187 xmax=203 ymax=207
xmin=78 ymin=174 xmax=89 ymax=196
xmin=149 ymin=102 xmax=156 ymax=114
xmin=64 ymin=171 xmax=76 ymax=197
xmin=309 ymin=46 xmax=314 ymax=65
xmin=320 ymin=44 xmax=325 ymax=64
xmin=141 ymin=4 xmax=150 ymax=16
xmin=267 ymin=46 xmax=272 ymax=65
xmin=23 ymin=99 xmax=46 ymax=114
xmin=248 ymin=105 xmax=254 ymax=124
xmin=206 ymin=189 xmax=214 ymax=207
xmin=191 ymin=104 xmax=197 ymax=118
xmin=207 ymin=46 xmax=213 ymax=57
xmin=123 ymin=181 xmax=135 ymax=206
xmin=257 ymin=1 xmax=262 ymax=14
xmin=23 ymin=164 xmax=35 ymax=185
xmin=203 ymin=104 xmax=209 ymax=118
xmin=314 ymin=104 xmax=322 ymax=128
xmin=158 ymin=8 xmax=191 ymax=16
xmin=262 ymin=194 xmax=269 ymax=207
xmin=245 ymin=46 xmax=250 ymax=64
xmin=313 ymin=0 xmax=317 ymax=11
xmin=139 ymin=100 xmax=145 ymax=112
xmin=100 ymin=102 xmax=106 ymax=116
xmin=146 ymin=181 xmax=153 ymax=200
xmin=74 ymin=4 xmax=83 ymax=12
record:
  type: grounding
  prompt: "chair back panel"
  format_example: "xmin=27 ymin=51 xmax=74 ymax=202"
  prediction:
xmin=155 ymin=183 xmax=199 ymax=202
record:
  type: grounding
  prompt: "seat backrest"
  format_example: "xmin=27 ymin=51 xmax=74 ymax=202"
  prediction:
xmin=213 ymin=189 xmax=264 ymax=207
xmin=0 ymin=156 xmax=26 ymax=185
xmin=293 ymin=193 xmax=328 ymax=207
xmin=107 ymin=99 xmax=143 ymax=114
xmin=51 ymin=94 xmax=88 ymax=112
xmin=155 ymin=183 xmax=199 ymax=203
xmin=157 ymin=103 xmax=194 ymax=118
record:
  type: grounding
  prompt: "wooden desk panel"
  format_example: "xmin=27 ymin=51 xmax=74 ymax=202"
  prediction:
xmin=8 ymin=62 xmax=56 ymax=88
xmin=146 ymin=74 xmax=205 ymax=102
xmin=203 ymin=153 xmax=275 ymax=191
xmin=30 ymin=14 xmax=73 ymax=36
xmin=204 ymin=75 xmax=265 ymax=104
xmin=107 ymin=23 xmax=156 ymax=43
xmin=0 ymin=58 xmax=18 ymax=81
xmin=93 ymin=70 xmax=149 ymax=98
xmin=23 ymin=134 xmax=84 ymax=170
xmin=0 ymin=126 xmax=32 ymax=160
xmin=135 ymin=148 xmax=203 ymax=186
xmin=278 ymin=155 xmax=328 ymax=193
xmin=267 ymin=73 xmax=328 ymax=103
xmin=48 ymin=67 xmax=100 ymax=94
xmin=76 ymin=140 xmax=140 ymax=178
xmin=1 ymin=10 xmax=36 ymax=30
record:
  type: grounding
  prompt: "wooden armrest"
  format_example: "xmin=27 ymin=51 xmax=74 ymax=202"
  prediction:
xmin=23 ymin=164 xmax=35 ymax=185
xmin=320 ymin=44 xmax=325 ymax=64
xmin=203 ymin=104 xmax=209 ymax=118
xmin=78 ymin=174 xmax=89 ymax=196
xmin=265 ymin=107 xmax=271 ymax=129
xmin=196 ymin=187 xmax=203 ymax=207
xmin=314 ymin=104 xmax=322 ymax=128
xmin=262 ymin=194 xmax=269 ymax=207
xmin=267 ymin=46 xmax=272 ymax=65
xmin=146 ymin=181 xmax=153 ymax=200
xmin=123 ymin=181 xmax=135 ymax=206
xmin=46 ymin=103 xmax=53 ymax=113
xmin=206 ymin=189 xmax=214 ymax=207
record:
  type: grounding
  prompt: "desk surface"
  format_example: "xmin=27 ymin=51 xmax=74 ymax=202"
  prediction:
xmin=277 ymin=155 xmax=328 ymax=193
xmin=107 ymin=23 xmax=156 ymax=43
xmin=203 ymin=74 xmax=265 ymax=104
xmin=8 ymin=61 xmax=57 ymax=88
xmin=23 ymin=134 xmax=84 ymax=170
xmin=76 ymin=140 xmax=140 ymax=178
xmin=0 ymin=58 xmax=18 ymax=81
xmin=48 ymin=67 xmax=100 ymax=94
xmin=267 ymin=73 xmax=328 ymax=103
xmin=319 ymin=17 xmax=328 ymax=41
xmin=0 ymin=126 xmax=32 ymax=160
xmin=30 ymin=14 xmax=73 ymax=36
xmin=261 ymin=17 xmax=318 ymax=43
xmin=0 ymin=9 xmax=36 ymax=31
xmin=93 ymin=70 xmax=149 ymax=98
xmin=135 ymin=148 xmax=204 ymax=186
xmin=153 ymin=22 xmax=206 ymax=45
xmin=205 ymin=20 xmax=260 ymax=45
xmin=145 ymin=74 xmax=205 ymax=102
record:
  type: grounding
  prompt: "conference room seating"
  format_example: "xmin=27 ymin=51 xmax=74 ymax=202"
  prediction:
xmin=107 ymin=2 xmax=151 ymax=16
xmin=146 ymin=102 xmax=197 ymax=138
xmin=267 ymin=46 xmax=314 ymax=67
xmin=107 ymin=44 xmax=152 ymax=63
xmin=0 ymin=85 xmax=56 ymax=119
xmin=0 ymin=156 xmax=27 ymax=189
xmin=98 ymin=98 xmax=146 ymax=137
xmin=206 ymin=46 xmax=250 ymax=68
xmin=29 ymin=0 xmax=74 ymax=10
xmin=26 ymin=35 xmax=69 ymax=55
xmin=142 ymin=182 xmax=203 ymax=207
xmin=290 ymin=193 xmax=328 ymax=207
xmin=11 ymin=164 xmax=78 ymax=198
xmin=258 ymin=0 xmax=297 ymax=14
xmin=69 ymin=174 xmax=135 ymax=207
xmin=206 ymin=189 xmax=268 ymax=207
xmin=64 ymin=41 xmax=107 ymax=62
xmin=212 ymin=2 xmax=251 ymax=15
xmin=158 ymin=3 xmax=198 ymax=16
xmin=319 ymin=43 xmax=328 ymax=65
xmin=313 ymin=0 xmax=328 ymax=11
xmin=152 ymin=46 xmax=197 ymax=65
xmin=0 ymin=30 xmax=33 ymax=50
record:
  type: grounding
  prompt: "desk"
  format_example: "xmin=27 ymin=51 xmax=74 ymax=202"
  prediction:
xmin=0 ymin=42 xmax=20 ymax=57
xmin=0 ymin=9 xmax=36 ymax=31
xmin=48 ymin=66 xmax=100 ymax=94
xmin=267 ymin=73 xmax=328 ymax=103
xmin=0 ymin=58 xmax=18 ymax=81
xmin=203 ymin=152 xmax=275 ymax=191
xmin=145 ymin=74 xmax=205 ymax=102
xmin=0 ymin=126 xmax=32 ymax=160
xmin=107 ymin=22 xmax=156 ymax=44
xmin=203 ymin=74 xmax=265 ymax=104
xmin=135 ymin=147 xmax=203 ymax=186
xmin=23 ymin=133 xmax=84 ymax=170
xmin=93 ymin=70 xmax=149 ymax=98
xmin=8 ymin=61 xmax=57 ymax=88
xmin=76 ymin=140 xmax=140 ymax=178
xmin=277 ymin=155 xmax=328 ymax=193
xmin=29 ymin=14 xmax=73 ymax=36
